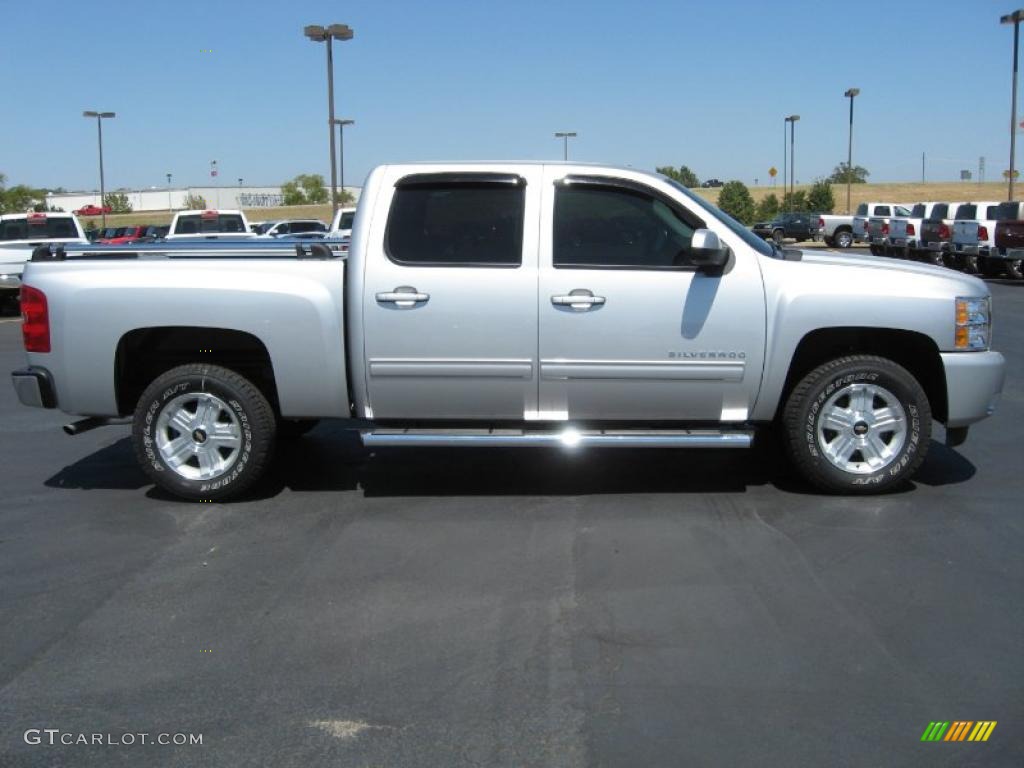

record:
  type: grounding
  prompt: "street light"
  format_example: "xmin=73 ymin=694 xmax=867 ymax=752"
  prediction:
xmin=305 ymin=23 xmax=354 ymax=212
xmin=785 ymin=115 xmax=800 ymax=205
xmin=554 ymin=131 xmax=577 ymax=161
xmin=844 ymin=88 xmax=860 ymax=214
xmin=332 ymin=118 xmax=355 ymax=195
xmin=83 ymin=111 xmax=115 ymax=227
xmin=166 ymin=172 xmax=172 ymax=212
xmin=1001 ymin=10 xmax=1024 ymax=200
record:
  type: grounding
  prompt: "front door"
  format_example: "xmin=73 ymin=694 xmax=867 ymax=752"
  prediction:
xmin=537 ymin=169 xmax=766 ymax=422
xmin=362 ymin=167 xmax=541 ymax=420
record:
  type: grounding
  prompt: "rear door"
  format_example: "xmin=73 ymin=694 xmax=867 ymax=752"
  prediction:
xmin=537 ymin=168 xmax=766 ymax=422
xmin=361 ymin=167 xmax=541 ymax=420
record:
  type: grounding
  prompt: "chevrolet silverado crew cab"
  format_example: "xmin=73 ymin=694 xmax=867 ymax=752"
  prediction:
xmin=10 ymin=163 xmax=1006 ymax=501
xmin=165 ymin=209 xmax=255 ymax=240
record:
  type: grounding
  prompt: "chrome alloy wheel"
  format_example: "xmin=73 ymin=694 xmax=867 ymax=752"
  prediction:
xmin=816 ymin=383 xmax=907 ymax=475
xmin=155 ymin=392 xmax=242 ymax=481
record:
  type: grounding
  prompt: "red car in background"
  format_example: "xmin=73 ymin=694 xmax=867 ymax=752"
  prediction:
xmin=99 ymin=225 xmax=149 ymax=244
xmin=73 ymin=204 xmax=112 ymax=216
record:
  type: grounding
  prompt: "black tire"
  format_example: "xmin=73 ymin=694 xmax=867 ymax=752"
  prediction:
xmin=772 ymin=229 xmax=785 ymax=245
xmin=960 ymin=253 xmax=980 ymax=274
xmin=869 ymin=244 xmax=883 ymax=256
xmin=278 ymin=418 xmax=320 ymax=439
xmin=924 ymin=249 xmax=944 ymax=266
xmin=823 ymin=236 xmax=835 ymax=247
xmin=834 ymin=229 xmax=853 ymax=249
xmin=980 ymin=258 xmax=1004 ymax=278
xmin=782 ymin=355 xmax=931 ymax=494
xmin=1006 ymin=258 xmax=1024 ymax=280
xmin=132 ymin=364 xmax=275 ymax=501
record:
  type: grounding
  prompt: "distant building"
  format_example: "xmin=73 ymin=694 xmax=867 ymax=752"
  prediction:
xmin=45 ymin=186 xmax=361 ymax=213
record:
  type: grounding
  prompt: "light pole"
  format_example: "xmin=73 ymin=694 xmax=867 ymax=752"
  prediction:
xmin=210 ymin=160 xmax=218 ymax=208
xmin=332 ymin=118 xmax=355 ymax=196
xmin=166 ymin=172 xmax=172 ymax=211
xmin=844 ymin=88 xmax=859 ymax=214
xmin=785 ymin=115 xmax=800 ymax=203
xmin=782 ymin=118 xmax=787 ymax=210
xmin=1002 ymin=10 xmax=1024 ymax=200
xmin=83 ymin=111 xmax=115 ymax=228
xmin=554 ymin=131 xmax=577 ymax=161
xmin=305 ymin=23 xmax=354 ymax=212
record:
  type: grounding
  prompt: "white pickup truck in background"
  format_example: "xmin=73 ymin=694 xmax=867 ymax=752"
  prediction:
xmin=0 ymin=212 xmax=87 ymax=309
xmin=329 ymin=206 xmax=357 ymax=237
xmin=853 ymin=203 xmax=903 ymax=251
xmin=165 ymin=209 xmax=256 ymax=240
xmin=816 ymin=214 xmax=855 ymax=248
xmin=887 ymin=202 xmax=943 ymax=259
xmin=952 ymin=201 xmax=1017 ymax=275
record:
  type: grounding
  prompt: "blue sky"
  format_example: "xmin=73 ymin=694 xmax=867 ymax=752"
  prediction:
xmin=1 ymin=0 xmax=1016 ymax=190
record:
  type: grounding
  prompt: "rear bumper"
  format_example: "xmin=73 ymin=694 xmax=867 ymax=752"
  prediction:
xmin=941 ymin=351 xmax=1005 ymax=429
xmin=0 ymin=271 xmax=22 ymax=290
xmin=10 ymin=367 xmax=56 ymax=409
xmin=988 ymin=247 xmax=1024 ymax=261
xmin=921 ymin=240 xmax=950 ymax=253
xmin=952 ymin=242 xmax=983 ymax=256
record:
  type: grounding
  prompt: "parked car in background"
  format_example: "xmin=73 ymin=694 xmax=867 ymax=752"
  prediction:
xmin=989 ymin=214 xmax=1024 ymax=279
xmin=256 ymin=219 xmax=327 ymax=237
xmin=0 ymin=212 xmax=87 ymax=308
xmin=951 ymin=201 xmax=1014 ymax=274
xmin=816 ymin=214 xmax=855 ymax=248
xmin=751 ymin=212 xmax=821 ymax=244
xmin=919 ymin=202 xmax=967 ymax=266
xmin=11 ymin=162 xmax=1005 ymax=501
xmin=329 ymin=206 xmax=357 ymax=237
xmin=853 ymin=203 xmax=902 ymax=247
xmin=73 ymin=204 xmax=111 ymax=217
xmin=887 ymin=202 xmax=944 ymax=259
xmin=165 ymin=209 xmax=255 ymax=240
xmin=101 ymin=225 xmax=150 ymax=245
xmin=865 ymin=205 xmax=912 ymax=256
xmin=138 ymin=225 xmax=170 ymax=242
xmin=701 ymin=179 xmax=724 ymax=188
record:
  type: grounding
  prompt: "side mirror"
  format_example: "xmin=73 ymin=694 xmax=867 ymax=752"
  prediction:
xmin=689 ymin=228 xmax=729 ymax=271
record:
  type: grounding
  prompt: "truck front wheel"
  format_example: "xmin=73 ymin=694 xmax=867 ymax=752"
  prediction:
xmin=131 ymin=364 xmax=276 ymax=501
xmin=782 ymin=356 xmax=931 ymax=494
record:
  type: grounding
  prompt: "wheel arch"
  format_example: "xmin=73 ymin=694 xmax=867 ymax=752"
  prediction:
xmin=774 ymin=327 xmax=947 ymax=423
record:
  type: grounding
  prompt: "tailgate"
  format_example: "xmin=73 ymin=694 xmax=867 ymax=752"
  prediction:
xmin=867 ymin=218 xmax=887 ymax=238
xmin=952 ymin=221 xmax=978 ymax=245
xmin=889 ymin=219 xmax=908 ymax=239
xmin=920 ymin=220 xmax=945 ymax=244
xmin=994 ymin=220 xmax=1024 ymax=248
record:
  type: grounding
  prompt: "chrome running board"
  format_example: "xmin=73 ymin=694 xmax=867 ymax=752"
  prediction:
xmin=360 ymin=428 xmax=753 ymax=449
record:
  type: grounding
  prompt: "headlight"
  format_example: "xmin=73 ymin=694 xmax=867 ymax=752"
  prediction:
xmin=955 ymin=296 xmax=991 ymax=350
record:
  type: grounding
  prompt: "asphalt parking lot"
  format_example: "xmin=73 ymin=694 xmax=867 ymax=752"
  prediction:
xmin=0 ymin=281 xmax=1021 ymax=768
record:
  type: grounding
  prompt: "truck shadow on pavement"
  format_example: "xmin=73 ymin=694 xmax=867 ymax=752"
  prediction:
xmin=42 ymin=425 xmax=976 ymax=501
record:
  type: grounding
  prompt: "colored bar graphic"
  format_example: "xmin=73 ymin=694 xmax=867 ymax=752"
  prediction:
xmin=921 ymin=721 xmax=996 ymax=742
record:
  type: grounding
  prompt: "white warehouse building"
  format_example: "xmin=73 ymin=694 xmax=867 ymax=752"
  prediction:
xmin=45 ymin=186 xmax=361 ymax=213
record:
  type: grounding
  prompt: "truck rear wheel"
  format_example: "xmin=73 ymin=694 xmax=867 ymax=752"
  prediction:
xmin=132 ymin=364 xmax=276 ymax=501
xmin=834 ymin=229 xmax=853 ymax=249
xmin=782 ymin=356 xmax=931 ymax=494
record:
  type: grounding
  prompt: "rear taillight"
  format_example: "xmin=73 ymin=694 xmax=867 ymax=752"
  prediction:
xmin=978 ymin=225 xmax=989 ymax=240
xmin=939 ymin=223 xmax=951 ymax=240
xmin=20 ymin=285 xmax=50 ymax=353
xmin=882 ymin=222 xmax=889 ymax=235
xmin=906 ymin=223 xmax=915 ymax=236
xmin=818 ymin=217 xmax=825 ymax=228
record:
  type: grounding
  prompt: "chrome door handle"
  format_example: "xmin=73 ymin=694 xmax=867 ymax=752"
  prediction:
xmin=376 ymin=287 xmax=430 ymax=308
xmin=551 ymin=292 xmax=605 ymax=310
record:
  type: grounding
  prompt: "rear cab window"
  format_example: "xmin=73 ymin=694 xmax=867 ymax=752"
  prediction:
xmin=0 ymin=215 xmax=78 ymax=240
xmin=174 ymin=213 xmax=247 ymax=234
xmin=955 ymin=205 xmax=976 ymax=219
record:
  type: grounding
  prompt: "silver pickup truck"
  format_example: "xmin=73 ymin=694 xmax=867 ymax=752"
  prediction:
xmin=10 ymin=163 xmax=1006 ymax=500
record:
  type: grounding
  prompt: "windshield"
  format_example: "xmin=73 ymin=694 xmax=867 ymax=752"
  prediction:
xmin=289 ymin=221 xmax=326 ymax=233
xmin=0 ymin=216 xmax=79 ymax=240
xmin=662 ymin=177 xmax=774 ymax=257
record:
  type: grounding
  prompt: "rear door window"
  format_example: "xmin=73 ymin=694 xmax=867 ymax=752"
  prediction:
xmin=385 ymin=176 xmax=525 ymax=266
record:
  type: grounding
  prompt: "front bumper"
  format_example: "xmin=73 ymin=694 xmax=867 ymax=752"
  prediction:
xmin=11 ymin=367 xmax=56 ymax=409
xmin=941 ymin=351 xmax=1005 ymax=429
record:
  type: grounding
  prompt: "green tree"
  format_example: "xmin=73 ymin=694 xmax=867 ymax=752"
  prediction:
xmin=1 ymin=184 xmax=45 ymax=213
xmin=103 ymin=192 xmax=132 ymax=213
xmin=755 ymin=193 xmax=780 ymax=222
xmin=806 ymin=180 xmax=835 ymax=213
xmin=781 ymin=190 xmax=810 ymax=213
xmin=281 ymin=173 xmax=330 ymax=205
xmin=717 ymin=180 xmax=756 ymax=224
xmin=656 ymin=165 xmax=700 ymax=188
xmin=827 ymin=162 xmax=870 ymax=184
xmin=182 ymin=192 xmax=207 ymax=210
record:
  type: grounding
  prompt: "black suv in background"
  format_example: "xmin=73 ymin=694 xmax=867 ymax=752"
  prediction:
xmin=752 ymin=212 xmax=822 ymax=244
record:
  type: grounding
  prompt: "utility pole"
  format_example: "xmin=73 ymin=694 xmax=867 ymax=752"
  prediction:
xmin=1002 ymin=10 xmax=1024 ymax=200
xmin=844 ymin=88 xmax=860 ymax=214
xmin=921 ymin=152 xmax=926 ymax=183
